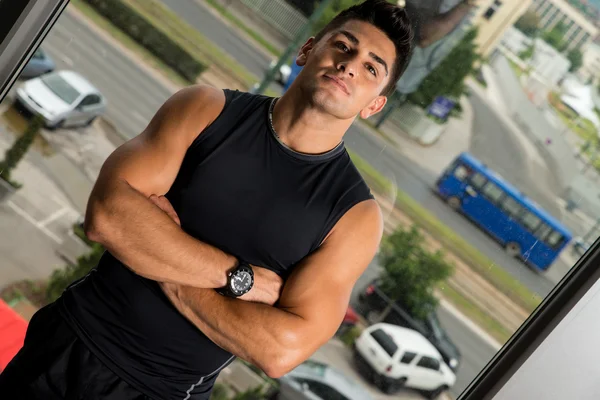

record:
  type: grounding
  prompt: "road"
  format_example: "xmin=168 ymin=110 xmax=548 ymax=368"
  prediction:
xmin=469 ymin=91 xmax=561 ymax=217
xmin=35 ymin=6 xmax=573 ymax=398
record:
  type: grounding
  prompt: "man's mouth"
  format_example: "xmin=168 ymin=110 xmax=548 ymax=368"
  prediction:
xmin=323 ymin=75 xmax=349 ymax=95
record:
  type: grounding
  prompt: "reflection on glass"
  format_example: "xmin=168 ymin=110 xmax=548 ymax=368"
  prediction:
xmin=0 ymin=0 xmax=600 ymax=399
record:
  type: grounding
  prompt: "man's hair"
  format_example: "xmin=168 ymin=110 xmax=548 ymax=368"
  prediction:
xmin=313 ymin=0 xmax=414 ymax=96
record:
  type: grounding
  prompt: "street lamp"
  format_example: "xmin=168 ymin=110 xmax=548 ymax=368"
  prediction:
xmin=253 ymin=0 xmax=334 ymax=95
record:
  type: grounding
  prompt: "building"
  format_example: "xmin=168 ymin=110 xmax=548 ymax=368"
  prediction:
xmin=528 ymin=0 xmax=598 ymax=51
xmin=471 ymin=0 xmax=533 ymax=57
xmin=578 ymin=40 xmax=600 ymax=84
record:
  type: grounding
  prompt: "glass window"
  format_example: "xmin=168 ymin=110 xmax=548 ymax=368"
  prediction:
xmin=40 ymin=74 xmax=81 ymax=104
xmin=546 ymin=231 xmax=565 ymax=248
xmin=522 ymin=212 xmax=542 ymax=232
xmin=454 ymin=164 xmax=470 ymax=181
xmin=303 ymin=380 xmax=349 ymax=400
xmin=80 ymin=94 xmax=101 ymax=106
xmin=3 ymin=3 xmax=599 ymax=400
xmin=370 ymin=328 xmax=398 ymax=357
xmin=470 ymin=172 xmax=487 ymax=190
xmin=417 ymin=356 xmax=441 ymax=371
xmin=482 ymin=182 xmax=505 ymax=204
xmin=401 ymin=351 xmax=417 ymax=364
xmin=501 ymin=196 xmax=523 ymax=218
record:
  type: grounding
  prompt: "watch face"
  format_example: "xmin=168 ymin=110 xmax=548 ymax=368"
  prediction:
xmin=230 ymin=270 xmax=252 ymax=295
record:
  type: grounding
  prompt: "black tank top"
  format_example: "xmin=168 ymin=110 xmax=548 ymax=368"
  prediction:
xmin=59 ymin=89 xmax=373 ymax=399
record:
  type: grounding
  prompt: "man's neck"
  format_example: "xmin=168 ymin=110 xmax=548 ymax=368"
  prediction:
xmin=271 ymin=88 xmax=352 ymax=155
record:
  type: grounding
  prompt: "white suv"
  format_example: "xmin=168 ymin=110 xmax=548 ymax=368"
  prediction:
xmin=353 ymin=323 xmax=456 ymax=399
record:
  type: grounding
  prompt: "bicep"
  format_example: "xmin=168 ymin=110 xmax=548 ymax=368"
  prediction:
xmin=93 ymin=85 xmax=225 ymax=197
xmin=278 ymin=200 xmax=383 ymax=339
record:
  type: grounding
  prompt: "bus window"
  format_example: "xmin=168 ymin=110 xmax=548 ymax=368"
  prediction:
xmin=534 ymin=223 xmax=553 ymax=242
xmin=481 ymin=182 xmax=505 ymax=205
xmin=470 ymin=172 xmax=487 ymax=190
xmin=454 ymin=164 xmax=471 ymax=181
xmin=521 ymin=212 xmax=542 ymax=233
xmin=500 ymin=196 xmax=523 ymax=219
xmin=546 ymin=231 xmax=565 ymax=250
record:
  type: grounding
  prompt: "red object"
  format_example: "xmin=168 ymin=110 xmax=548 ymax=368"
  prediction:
xmin=343 ymin=306 xmax=359 ymax=324
xmin=0 ymin=300 xmax=28 ymax=371
xmin=365 ymin=284 xmax=375 ymax=295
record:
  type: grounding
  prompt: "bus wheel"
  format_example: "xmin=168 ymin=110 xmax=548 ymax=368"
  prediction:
xmin=447 ymin=196 xmax=461 ymax=210
xmin=505 ymin=242 xmax=521 ymax=258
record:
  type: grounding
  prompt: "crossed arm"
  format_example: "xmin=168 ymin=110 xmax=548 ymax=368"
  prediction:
xmin=159 ymin=198 xmax=383 ymax=378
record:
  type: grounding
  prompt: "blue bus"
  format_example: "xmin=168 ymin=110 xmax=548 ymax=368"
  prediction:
xmin=435 ymin=152 xmax=572 ymax=271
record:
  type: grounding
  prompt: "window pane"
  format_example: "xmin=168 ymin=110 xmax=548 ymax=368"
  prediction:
xmin=470 ymin=172 xmax=487 ymax=190
xmin=522 ymin=212 xmax=542 ymax=232
xmin=417 ymin=356 xmax=441 ymax=371
xmin=370 ymin=328 xmax=398 ymax=357
xmin=501 ymin=196 xmax=523 ymax=218
xmin=482 ymin=182 xmax=505 ymax=204
xmin=454 ymin=164 xmax=470 ymax=181
xmin=401 ymin=351 xmax=417 ymax=364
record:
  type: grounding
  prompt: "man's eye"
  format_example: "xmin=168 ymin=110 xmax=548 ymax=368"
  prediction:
xmin=336 ymin=42 xmax=349 ymax=52
xmin=368 ymin=66 xmax=377 ymax=76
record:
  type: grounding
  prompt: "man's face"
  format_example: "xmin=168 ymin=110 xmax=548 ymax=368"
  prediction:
xmin=294 ymin=20 xmax=397 ymax=120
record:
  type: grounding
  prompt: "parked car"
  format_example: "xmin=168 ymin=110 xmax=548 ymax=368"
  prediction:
xmin=15 ymin=70 xmax=106 ymax=129
xmin=20 ymin=48 xmax=55 ymax=79
xmin=354 ymin=323 xmax=456 ymax=399
xmin=357 ymin=280 xmax=461 ymax=372
xmin=277 ymin=360 xmax=374 ymax=400
xmin=336 ymin=306 xmax=360 ymax=336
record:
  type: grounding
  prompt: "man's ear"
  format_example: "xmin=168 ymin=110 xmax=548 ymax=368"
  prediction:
xmin=360 ymin=96 xmax=387 ymax=119
xmin=296 ymin=37 xmax=315 ymax=67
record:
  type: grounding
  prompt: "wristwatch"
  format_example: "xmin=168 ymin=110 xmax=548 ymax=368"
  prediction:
xmin=217 ymin=261 xmax=254 ymax=298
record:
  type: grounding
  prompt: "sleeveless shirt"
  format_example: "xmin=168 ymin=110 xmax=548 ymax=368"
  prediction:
xmin=59 ymin=89 xmax=374 ymax=399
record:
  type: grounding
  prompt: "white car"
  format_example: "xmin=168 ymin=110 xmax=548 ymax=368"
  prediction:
xmin=269 ymin=59 xmax=292 ymax=85
xmin=15 ymin=70 xmax=106 ymax=130
xmin=353 ymin=323 xmax=456 ymax=399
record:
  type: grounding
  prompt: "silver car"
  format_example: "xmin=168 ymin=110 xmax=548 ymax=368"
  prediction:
xmin=15 ymin=70 xmax=106 ymax=130
xmin=277 ymin=360 xmax=374 ymax=400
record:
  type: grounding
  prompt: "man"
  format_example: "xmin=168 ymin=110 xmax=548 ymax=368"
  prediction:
xmin=0 ymin=0 xmax=413 ymax=398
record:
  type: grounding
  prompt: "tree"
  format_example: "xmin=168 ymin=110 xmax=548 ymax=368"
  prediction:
xmin=567 ymin=49 xmax=583 ymax=72
xmin=377 ymin=225 xmax=454 ymax=319
xmin=46 ymin=243 xmax=104 ymax=303
xmin=407 ymin=27 xmax=480 ymax=110
xmin=518 ymin=42 xmax=535 ymax=61
xmin=542 ymin=22 xmax=567 ymax=52
xmin=0 ymin=115 xmax=44 ymax=187
xmin=514 ymin=11 xmax=540 ymax=38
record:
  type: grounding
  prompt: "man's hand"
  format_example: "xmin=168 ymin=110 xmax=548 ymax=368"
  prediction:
xmin=148 ymin=194 xmax=283 ymax=306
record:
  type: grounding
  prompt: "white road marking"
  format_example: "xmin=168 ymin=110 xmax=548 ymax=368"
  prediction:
xmin=61 ymin=55 xmax=74 ymax=67
xmin=7 ymin=200 xmax=63 ymax=244
xmin=38 ymin=207 xmax=69 ymax=228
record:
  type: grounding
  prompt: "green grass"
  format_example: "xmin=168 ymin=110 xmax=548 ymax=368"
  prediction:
xmin=204 ymin=0 xmax=282 ymax=58
xmin=70 ymin=0 xmax=190 ymax=87
xmin=124 ymin=0 xmax=257 ymax=88
xmin=439 ymin=284 xmax=513 ymax=344
xmin=348 ymin=150 xmax=542 ymax=313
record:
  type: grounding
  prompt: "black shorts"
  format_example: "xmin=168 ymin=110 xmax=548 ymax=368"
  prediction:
xmin=0 ymin=302 xmax=150 ymax=400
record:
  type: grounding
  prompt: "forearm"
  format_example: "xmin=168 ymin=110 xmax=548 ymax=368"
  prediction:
xmin=85 ymin=181 xmax=235 ymax=288
xmin=164 ymin=285 xmax=309 ymax=378
xmin=419 ymin=2 xmax=473 ymax=47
